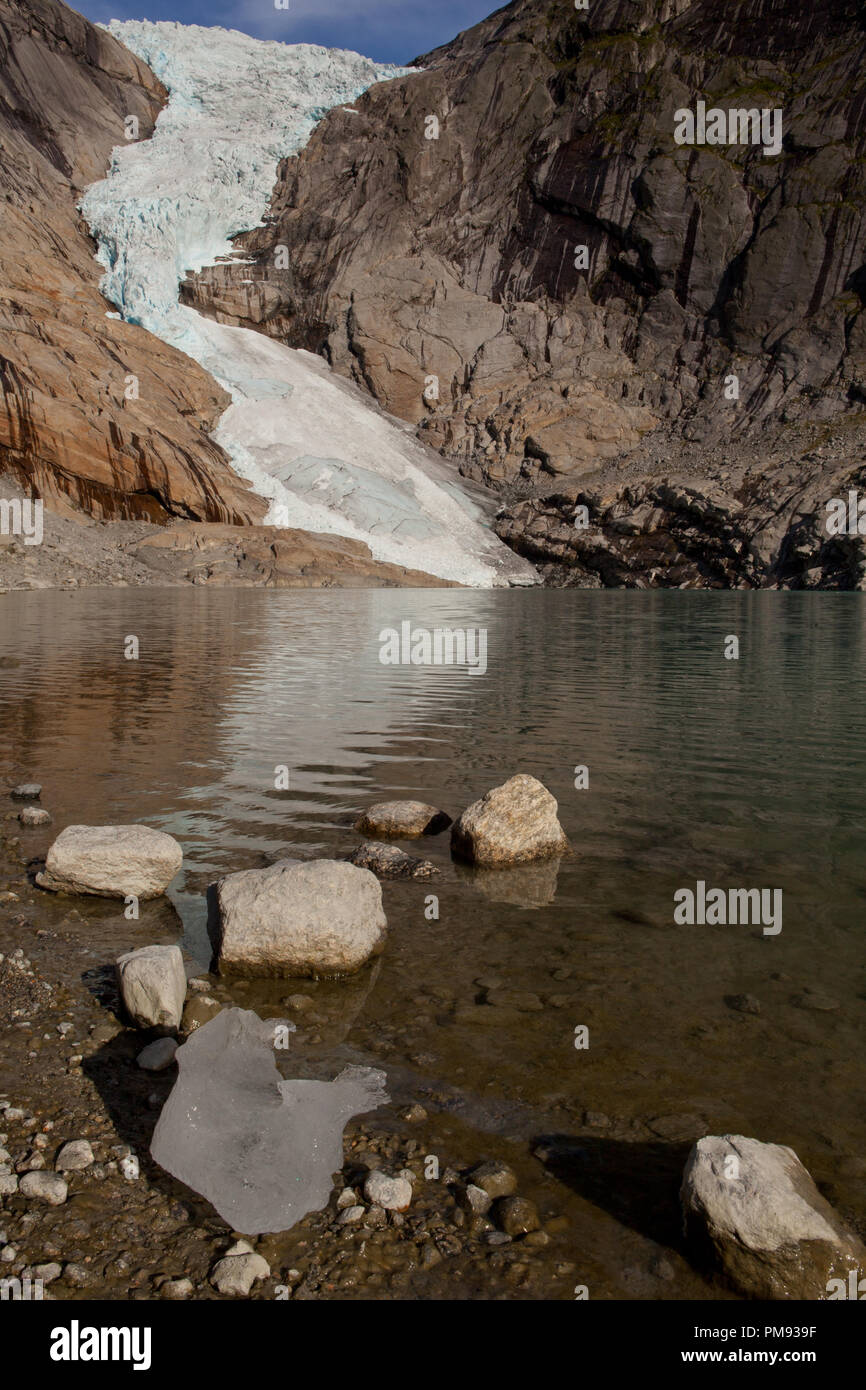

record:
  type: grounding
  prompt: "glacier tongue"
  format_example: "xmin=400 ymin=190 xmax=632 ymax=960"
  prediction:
xmin=79 ymin=20 xmax=537 ymax=587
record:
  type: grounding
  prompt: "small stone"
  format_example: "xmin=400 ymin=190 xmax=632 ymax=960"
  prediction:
xmin=0 ymin=1174 xmax=18 ymax=1196
xmin=463 ymin=1183 xmax=492 ymax=1215
xmin=19 ymin=807 xmax=50 ymax=827
xmin=120 ymin=1154 xmax=140 ymax=1181
xmin=186 ymin=978 xmax=212 ymax=994
xmin=726 ymin=993 xmax=761 ymax=1015
xmin=283 ymin=994 xmax=314 ymax=1012
xmin=363 ymin=1170 xmax=412 ymax=1211
xmin=33 ymin=1262 xmax=62 ymax=1283
xmin=11 ymin=784 xmax=41 ymax=800
xmin=0 ymin=1245 xmax=16 ymax=1262
xmin=336 ymin=1187 xmax=358 ymax=1210
xmin=471 ymin=1159 xmax=518 ymax=1199
xmin=496 ymin=1195 xmax=540 ymax=1236
xmin=210 ymin=1242 xmax=270 ymax=1297
xmin=20 ymin=1171 xmax=67 ymax=1205
xmin=485 ymin=1231 xmax=512 ymax=1247
xmin=161 ymin=1277 xmax=194 ymax=1299
xmin=181 ymin=995 xmax=222 ymax=1034
xmin=55 ymin=1140 xmax=94 ymax=1172
xmin=793 ymin=992 xmax=840 ymax=1012
xmin=401 ymin=1103 xmax=427 ymax=1123
xmin=137 ymin=1037 xmax=178 ymax=1071
xmin=338 ymin=1204 xmax=365 ymax=1225
xmin=63 ymin=1263 xmax=92 ymax=1287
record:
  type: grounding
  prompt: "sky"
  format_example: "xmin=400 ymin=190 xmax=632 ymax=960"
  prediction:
xmin=75 ymin=0 xmax=501 ymax=65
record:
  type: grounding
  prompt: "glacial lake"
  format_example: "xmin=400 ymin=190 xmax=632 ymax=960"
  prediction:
xmin=1 ymin=588 xmax=864 ymax=1297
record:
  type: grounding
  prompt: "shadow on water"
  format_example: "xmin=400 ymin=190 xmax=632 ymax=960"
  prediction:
xmin=533 ymin=1132 xmax=696 ymax=1251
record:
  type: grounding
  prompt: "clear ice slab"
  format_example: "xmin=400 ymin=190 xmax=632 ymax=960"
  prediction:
xmin=150 ymin=1007 xmax=388 ymax=1234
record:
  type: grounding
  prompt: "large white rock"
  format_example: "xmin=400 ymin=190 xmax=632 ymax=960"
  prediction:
xmin=451 ymin=775 xmax=568 ymax=867
xmin=117 ymin=944 xmax=186 ymax=1029
xmin=681 ymin=1134 xmax=866 ymax=1299
xmin=213 ymin=858 xmax=387 ymax=977
xmin=37 ymin=824 xmax=182 ymax=899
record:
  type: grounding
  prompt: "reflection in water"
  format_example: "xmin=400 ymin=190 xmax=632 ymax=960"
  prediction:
xmin=1 ymin=588 xmax=865 ymax=1242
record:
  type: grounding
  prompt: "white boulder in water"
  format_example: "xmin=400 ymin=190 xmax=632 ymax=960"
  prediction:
xmin=37 ymin=824 xmax=182 ymax=899
xmin=681 ymin=1134 xmax=866 ymax=1299
xmin=151 ymin=1008 xmax=388 ymax=1234
xmin=212 ymin=858 xmax=387 ymax=977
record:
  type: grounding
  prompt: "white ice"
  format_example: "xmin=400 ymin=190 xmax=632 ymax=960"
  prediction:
xmin=80 ymin=21 xmax=537 ymax=587
xmin=151 ymin=1007 xmax=388 ymax=1233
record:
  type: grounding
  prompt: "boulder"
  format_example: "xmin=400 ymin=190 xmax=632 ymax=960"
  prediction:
xmin=37 ymin=824 xmax=183 ymax=899
xmin=681 ymin=1134 xmax=866 ymax=1299
xmin=212 ymin=859 xmax=387 ymax=977
xmin=117 ymin=944 xmax=186 ymax=1029
xmin=348 ymin=841 xmax=438 ymax=880
xmin=451 ymin=775 xmax=568 ymax=866
xmin=354 ymin=801 xmax=451 ymax=838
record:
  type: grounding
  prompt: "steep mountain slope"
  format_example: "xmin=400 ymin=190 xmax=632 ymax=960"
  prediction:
xmin=185 ymin=0 xmax=866 ymax=587
xmin=0 ymin=0 xmax=264 ymax=522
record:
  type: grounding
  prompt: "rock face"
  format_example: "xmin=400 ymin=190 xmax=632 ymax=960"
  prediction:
xmin=151 ymin=1008 xmax=388 ymax=1234
xmin=212 ymin=859 xmax=387 ymax=977
xmin=681 ymin=1134 xmax=866 ymax=1299
xmin=117 ymin=943 xmax=187 ymax=1029
xmin=186 ymin=0 xmax=866 ymax=588
xmin=0 ymin=0 xmax=264 ymax=525
xmin=451 ymin=775 xmax=568 ymax=866
xmin=354 ymin=801 xmax=451 ymax=838
xmin=36 ymin=824 xmax=183 ymax=898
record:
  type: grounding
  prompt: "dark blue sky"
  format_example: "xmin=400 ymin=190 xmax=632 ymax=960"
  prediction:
xmin=75 ymin=0 xmax=501 ymax=65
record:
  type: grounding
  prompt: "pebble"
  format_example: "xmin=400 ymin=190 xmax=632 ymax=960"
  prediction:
xmin=726 ymin=993 xmax=762 ymax=1015
xmin=63 ymin=1263 xmax=92 ymax=1287
xmin=0 ymin=1174 xmax=18 ymax=1196
xmin=336 ymin=1188 xmax=359 ymax=1210
xmin=463 ymin=1183 xmax=493 ymax=1215
xmin=161 ymin=1277 xmax=194 ymax=1299
xmin=33 ymin=1262 xmax=62 ymax=1283
xmin=496 ymin=1196 xmax=541 ymax=1236
xmin=137 ymin=1038 xmax=178 ymax=1072
xmin=364 ymin=1171 xmax=413 ymax=1212
xmin=19 ymin=1171 xmax=67 ymax=1205
xmin=18 ymin=807 xmax=50 ymax=827
xmin=401 ymin=1103 xmax=427 ymax=1123
xmin=338 ymin=1205 xmax=365 ymax=1225
xmin=471 ymin=1159 xmax=518 ymax=1199
xmin=11 ymin=784 xmax=41 ymax=800
xmin=793 ymin=991 xmax=840 ymax=1012
xmin=120 ymin=1155 xmax=140 ymax=1181
xmin=0 ymin=1245 xmax=17 ymax=1263
xmin=55 ymin=1140 xmax=94 ymax=1172
xmin=210 ymin=1241 xmax=270 ymax=1296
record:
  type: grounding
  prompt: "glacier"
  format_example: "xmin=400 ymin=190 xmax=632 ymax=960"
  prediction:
xmin=80 ymin=21 xmax=537 ymax=587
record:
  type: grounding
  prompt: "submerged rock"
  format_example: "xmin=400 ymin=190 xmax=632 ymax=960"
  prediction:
xmin=451 ymin=775 xmax=568 ymax=866
xmin=37 ymin=824 xmax=183 ymax=899
xmin=11 ymin=783 xmax=41 ymax=800
xmin=348 ymin=840 xmax=438 ymax=880
xmin=354 ymin=801 xmax=451 ymax=838
xmin=681 ymin=1134 xmax=866 ymax=1299
xmin=212 ymin=858 xmax=387 ymax=977
xmin=117 ymin=944 xmax=186 ymax=1030
xmin=151 ymin=1007 xmax=388 ymax=1233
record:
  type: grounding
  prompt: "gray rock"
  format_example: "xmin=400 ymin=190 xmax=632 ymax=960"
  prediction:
xmin=210 ymin=1240 xmax=270 ymax=1296
xmin=11 ymin=784 xmax=41 ymax=800
xmin=55 ymin=1140 xmax=94 ymax=1171
xmin=0 ymin=1174 xmax=18 ymax=1196
xmin=496 ymin=1195 xmax=540 ymax=1236
xmin=363 ymin=1170 xmax=412 ymax=1212
xmin=137 ymin=1037 xmax=179 ymax=1071
xmin=117 ymin=944 xmax=186 ymax=1029
xmin=19 ymin=807 xmax=51 ymax=827
xmin=471 ymin=1159 xmax=518 ymax=1199
xmin=463 ymin=1183 xmax=492 ymax=1215
xmin=213 ymin=858 xmax=387 ymax=977
xmin=37 ymin=824 xmax=182 ymax=899
xmin=354 ymin=801 xmax=451 ymax=838
xmin=451 ymin=775 xmax=568 ymax=866
xmin=161 ymin=1277 xmax=194 ymax=1299
xmin=348 ymin=840 xmax=438 ymax=880
xmin=19 ymin=1171 xmax=67 ymax=1205
xmin=681 ymin=1134 xmax=866 ymax=1299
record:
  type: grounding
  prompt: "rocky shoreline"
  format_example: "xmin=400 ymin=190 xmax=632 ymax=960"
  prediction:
xmin=1 ymin=776 xmax=863 ymax=1301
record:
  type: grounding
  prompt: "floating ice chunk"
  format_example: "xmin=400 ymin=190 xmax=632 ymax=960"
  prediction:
xmin=150 ymin=1007 xmax=388 ymax=1234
